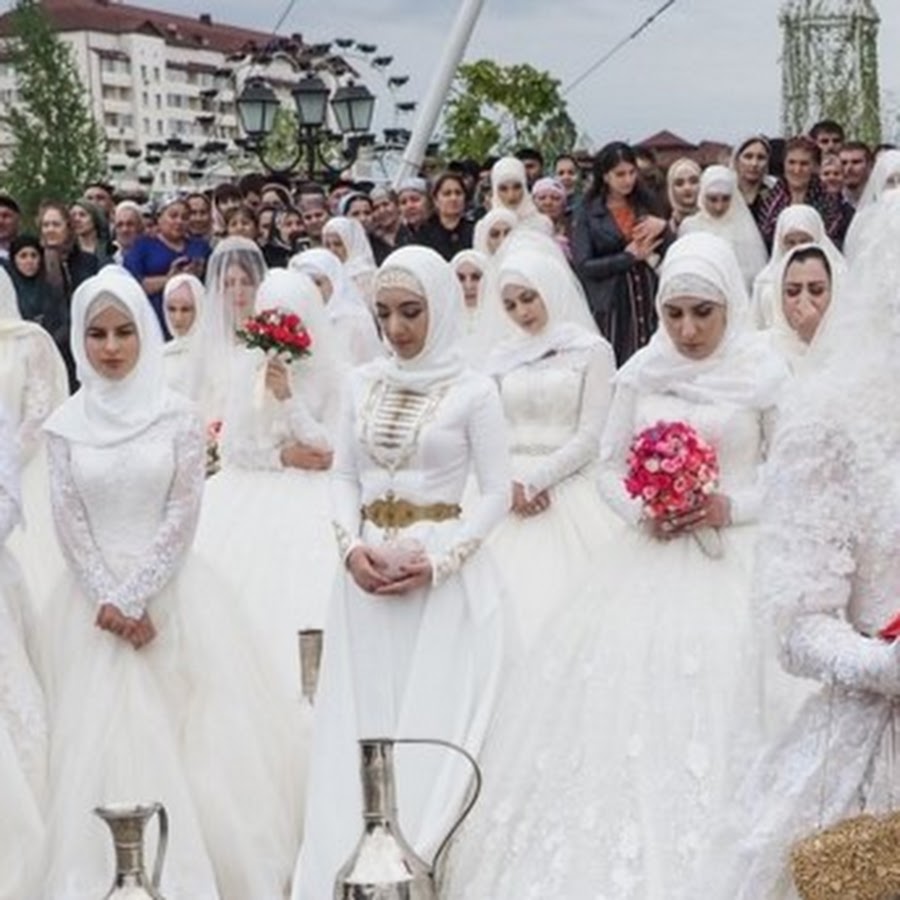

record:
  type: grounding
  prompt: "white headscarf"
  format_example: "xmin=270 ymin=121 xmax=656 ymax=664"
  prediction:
xmin=44 ymin=266 xmax=188 ymax=446
xmin=473 ymin=208 xmax=519 ymax=257
xmin=161 ymin=273 xmax=206 ymax=398
xmin=491 ymin=157 xmax=537 ymax=218
xmin=450 ymin=249 xmax=489 ymax=307
xmin=616 ymin=232 xmax=787 ymax=408
xmin=162 ymin=273 xmax=205 ymax=344
xmin=767 ymin=242 xmax=842 ymax=371
xmin=322 ymin=216 xmax=377 ymax=280
xmin=485 ymin=249 xmax=604 ymax=376
xmin=751 ymin=204 xmax=846 ymax=328
xmin=367 ymin=245 xmax=465 ymax=392
xmin=666 ymin=157 xmax=702 ymax=217
xmin=289 ymin=247 xmax=370 ymax=324
xmin=843 ymin=149 xmax=900 ymax=263
xmin=679 ymin=165 xmax=768 ymax=290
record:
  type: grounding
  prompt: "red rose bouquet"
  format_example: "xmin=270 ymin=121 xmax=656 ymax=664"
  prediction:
xmin=624 ymin=420 xmax=723 ymax=557
xmin=236 ymin=307 xmax=313 ymax=362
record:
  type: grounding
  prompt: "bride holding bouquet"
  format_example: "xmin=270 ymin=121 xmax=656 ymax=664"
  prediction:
xmin=444 ymin=233 xmax=789 ymax=899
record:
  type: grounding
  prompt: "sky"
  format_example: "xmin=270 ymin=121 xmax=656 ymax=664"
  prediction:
xmin=56 ymin=0 xmax=900 ymax=148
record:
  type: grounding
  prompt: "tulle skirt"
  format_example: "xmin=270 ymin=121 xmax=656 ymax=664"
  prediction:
xmin=194 ymin=465 xmax=338 ymax=697
xmin=40 ymin=554 xmax=306 ymax=900
xmin=443 ymin=523 xmax=771 ymax=900
xmin=0 ymin=548 xmax=46 ymax=900
xmin=488 ymin=463 xmax=627 ymax=648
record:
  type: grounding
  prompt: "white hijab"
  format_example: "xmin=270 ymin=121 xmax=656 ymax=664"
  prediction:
xmin=485 ymin=249 xmax=605 ymax=376
xmin=367 ymin=246 xmax=465 ymax=393
xmin=322 ymin=216 xmax=377 ymax=280
xmin=162 ymin=273 xmax=206 ymax=348
xmin=450 ymin=249 xmax=489 ymax=308
xmin=289 ymin=247 xmax=371 ymax=324
xmin=490 ymin=157 xmax=540 ymax=221
xmin=44 ymin=266 xmax=188 ymax=446
xmin=679 ymin=165 xmax=768 ymax=289
xmin=843 ymin=149 xmax=900 ymax=263
xmin=617 ymin=232 xmax=787 ymax=409
xmin=473 ymin=208 xmax=519 ymax=257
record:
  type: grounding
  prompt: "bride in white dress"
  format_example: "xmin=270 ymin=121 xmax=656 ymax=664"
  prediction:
xmin=40 ymin=267 xmax=301 ymax=899
xmin=701 ymin=189 xmax=900 ymax=900
xmin=444 ymin=233 xmax=789 ymax=899
xmin=194 ymin=266 xmax=345 ymax=692
xmin=0 ymin=406 xmax=46 ymax=900
xmin=481 ymin=247 xmax=621 ymax=647
xmin=291 ymin=246 xmax=513 ymax=900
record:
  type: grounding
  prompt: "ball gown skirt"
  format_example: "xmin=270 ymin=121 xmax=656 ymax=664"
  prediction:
xmin=443 ymin=522 xmax=769 ymax=900
xmin=0 ymin=546 xmax=46 ymax=900
xmin=40 ymin=553 xmax=305 ymax=900
xmin=194 ymin=465 xmax=338 ymax=698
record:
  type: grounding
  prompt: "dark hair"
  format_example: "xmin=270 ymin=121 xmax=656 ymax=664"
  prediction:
xmin=585 ymin=141 xmax=660 ymax=213
xmin=225 ymin=204 xmax=259 ymax=227
xmin=810 ymin=119 xmax=845 ymax=142
xmin=554 ymin=153 xmax=578 ymax=169
xmin=185 ymin=191 xmax=211 ymax=209
xmin=633 ymin=146 xmax=658 ymax=166
xmin=841 ymin=140 xmax=873 ymax=162
xmin=785 ymin=135 xmax=821 ymax=166
xmin=431 ymin=171 xmax=468 ymax=199
xmin=784 ymin=244 xmax=831 ymax=281
xmin=213 ymin=183 xmax=243 ymax=205
xmin=238 ymin=172 xmax=267 ymax=196
xmin=516 ymin=146 xmax=544 ymax=167
xmin=734 ymin=135 xmax=771 ymax=159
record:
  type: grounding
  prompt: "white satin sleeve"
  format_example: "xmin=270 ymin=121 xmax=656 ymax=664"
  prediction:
xmin=49 ymin=414 xmax=205 ymax=619
xmin=757 ymin=416 xmax=900 ymax=696
xmin=430 ymin=378 xmax=511 ymax=586
xmin=596 ymin=384 xmax=644 ymax=526
xmin=523 ymin=344 xmax=615 ymax=499
xmin=330 ymin=378 xmax=363 ymax=563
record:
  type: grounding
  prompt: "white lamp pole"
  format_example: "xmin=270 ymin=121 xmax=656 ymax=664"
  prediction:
xmin=392 ymin=0 xmax=487 ymax=186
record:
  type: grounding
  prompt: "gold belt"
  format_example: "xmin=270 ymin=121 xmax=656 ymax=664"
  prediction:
xmin=361 ymin=493 xmax=461 ymax=530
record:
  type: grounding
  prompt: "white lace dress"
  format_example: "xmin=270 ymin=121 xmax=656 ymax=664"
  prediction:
xmin=193 ymin=349 xmax=339 ymax=695
xmin=0 ymin=444 xmax=46 ymax=900
xmin=291 ymin=367 xmax=513 ymax=900
xmin=488 ymin=345 xmax=625 ymax=647
xmin=699 ymin=390 xmax=900 ymax=900
xmin=41 ymin=409 xmax=303 ymax=900
xmin=443 ymin=387 xmax=777 ymax=900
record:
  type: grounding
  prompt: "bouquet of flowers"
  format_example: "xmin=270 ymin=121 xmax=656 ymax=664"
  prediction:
xmin=624 ymin=420 xmax=722 ymax=557
xmin=205 ymin=419 xmax=223 ymax=478
xmin=236 ymin=307 xmax=313 ymax=362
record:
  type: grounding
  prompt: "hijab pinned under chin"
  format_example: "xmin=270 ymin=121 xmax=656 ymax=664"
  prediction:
xmin=44 ymin=266 xmax=190 ymax=446
xmin=367 ymin=245 xmax=466 ymax=393
xmin=616 ymin=233 xmax=788 ymax=409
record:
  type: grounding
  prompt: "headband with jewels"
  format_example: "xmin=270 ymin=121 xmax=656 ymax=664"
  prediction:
xmin=374 ymin=267 xmax=425 ymax=296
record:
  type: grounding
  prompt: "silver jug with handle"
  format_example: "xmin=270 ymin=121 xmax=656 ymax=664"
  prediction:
xmin=335 ymin=737 xmax=482 ymax=899
xmin=95 ymin=802 xmax=168 ymax=900
xmin=298 ymin=628 xmax=324 ymax=704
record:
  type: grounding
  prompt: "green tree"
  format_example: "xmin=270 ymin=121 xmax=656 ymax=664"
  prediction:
xmin=0 ymin=0 xmax=106 ymax=222
xmin=441 ymin=60 xmax=577 ymax=162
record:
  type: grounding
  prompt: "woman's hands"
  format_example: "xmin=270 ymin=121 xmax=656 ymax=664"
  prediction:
xmin=96 ymin=603 xmax=157 ymax=650
xmin=646 ymin=493 xmax=731 ymax=541
xmin=265 ymin=358 xmax=292 ymax=401
xmin=511 ymin=481 xmax=551 ymax=517
xmin=347 ymin=546 xmax=433 ymax=597
xmin=280 ymin=441 xmax=333 ymax=470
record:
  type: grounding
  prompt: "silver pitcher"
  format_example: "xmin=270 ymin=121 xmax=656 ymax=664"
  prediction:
xmin=298 ymin=628 xmax=324 ymax=704
xmin=335 ymin=737 xmax=482 ymax=899
xmin=95 ymin=802 xmax=168 ymax=900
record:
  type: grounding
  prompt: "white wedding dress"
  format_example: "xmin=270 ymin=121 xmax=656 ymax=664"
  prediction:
xmin=41 ymin=410 xmax=302 ymax=900
xmin=444 ymin=387 xmax=778 ymax=899
xmin=488 ymin=344 xmax=626 ymax=647
xmin=0 ymin=428 xmax=46 ymax=900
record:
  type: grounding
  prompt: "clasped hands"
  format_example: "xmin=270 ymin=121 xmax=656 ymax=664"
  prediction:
xmin=646 ymin=492 xmax=731 ymax=541
xmin=347 ymin=545 xmax=433 ymax=596
xmin=512 ymin=481 xmax=551 ymax=518
xmin=626 ymin=215 xmax=668 ymax=262
xmin=96 ymin=603 xmax=157 ymax=650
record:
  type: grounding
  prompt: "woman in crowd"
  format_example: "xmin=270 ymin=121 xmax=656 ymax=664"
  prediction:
xmin=554 ymin=153 xmax=583 ymax=206
xmin=292 ymin=246 xmax=512 ymax=900
xmin=702 ymin=189 xmax=900 ymax=900
xmin=0 ymin=407 xmax=46 ymax=900
xmin=667 ymin=157 xmax=702 ymax=231
xmin=751 ymin=204 xmax=845 ymax=329
xmin=532 ymin=176 xmax=573 ymax=258
xmin=112 ymin=200 xmax=144 ymax=266
xmin=6 ymin=234 xmax=66 ymax=340
xmin=490 ymin=156 xmax=551 ymax=232
xmin=289 ymin=247 xmax=383 ymax=366
xmin=371 ymin=185 xmax=403 ymax=248
xmin=41 ymin=267 xmax=301 ymax=898
xmin=161 ymin=273 xmax=206 ymax=399
xmin=573 ymin=141 xmax=672 ymax=363
xmin=731 ymin=135 xmax=773 ymax=225
xmin=124 ymin=195 xmax=211 ymax=338
xmin=679 ymin=165 xmax=768 ymax=291
xmin=446 ymin=234 xmax=789 ymax=900
xmin=395 ymin=177 xmax=431 ymax=244
xmin=194 ymin=266 xmax=344 ymax=693
xmin=322 ymin=215 xmax=378 ymax=304
xmin=69 ymin=200 xmax=113 ymax=267
xmin=409 ymin=172 xmax=474 ymax=261
xmin=480 ymin=248 xmax=619 ymax=647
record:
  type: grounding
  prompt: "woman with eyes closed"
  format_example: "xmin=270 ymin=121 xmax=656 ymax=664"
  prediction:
xmin=40 ymin=267 xmax=302 ymax=899
xmin=443 ymin=233 xmax=790 ymax=900
xmin=290 ymin=246 xmax=513 ymax=900
xmin=478 ymin=249 xmax=620 ymax=648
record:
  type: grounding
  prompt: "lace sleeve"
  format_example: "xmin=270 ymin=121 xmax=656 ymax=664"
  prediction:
xmin=330 ymin=377 xmax=363 ymax=562
xmin=523 ymin=344 xmax=616 ymax=499
xmin=724 ymin=406 xmax=774 ymax=525
xmin=17 ymin=333 xmax=67 ymax=466
xmin=286 ymin=393 xmax=331 ymax=451
xmin=430 ymin=378 xmax=511 ymax=586
xmin=757 ymin=416 xmax=900 ymax=696
xmin=221 ymin=420 xmax=283 ymax=471
xmin=596 ymin=384 xmax=643 ymax=526
xmin=47 ymin=433 xmax=121 ymax=608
